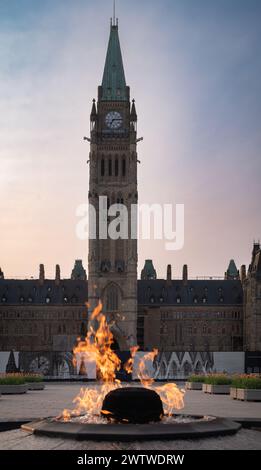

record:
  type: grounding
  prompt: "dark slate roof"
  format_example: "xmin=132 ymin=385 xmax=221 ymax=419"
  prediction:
xmin=0 ymin=280 xmax=88 ymax=306
xmin=138 ymin=280 xmax=243 ymax=306
xmin=0 ymin=279 xmax=243 ymax=307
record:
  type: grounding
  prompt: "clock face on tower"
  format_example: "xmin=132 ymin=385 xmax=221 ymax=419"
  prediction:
xmin=105 ymin=111 xmax=123 ymax=130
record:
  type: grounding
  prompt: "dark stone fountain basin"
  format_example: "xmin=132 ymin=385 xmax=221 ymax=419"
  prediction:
xmin=101 ymin=387 xmax=164 ymax=423
xmin=22 ymin=417 xmax=241 ymax=442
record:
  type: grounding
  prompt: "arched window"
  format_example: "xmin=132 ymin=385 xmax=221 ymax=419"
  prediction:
xmin=101 ymin=159 xmax=105 ymax=177
xmin=115 ymin=158 xmax=119 ymax=177
xmin=122 ymin=159 xmax=126 ymax=177
xmin=106 ymin=285 xmax=119 ymax=311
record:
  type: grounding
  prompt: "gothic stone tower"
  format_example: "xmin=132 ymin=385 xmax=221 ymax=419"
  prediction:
xmin=243 ymin=242 xmax=261 ymax=351
xmin=88 ymin=19 xmax=138 ymax=350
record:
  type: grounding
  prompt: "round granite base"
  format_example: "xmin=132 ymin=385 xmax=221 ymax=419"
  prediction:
xmin=21 ymin=416 xmax=241 ymax=442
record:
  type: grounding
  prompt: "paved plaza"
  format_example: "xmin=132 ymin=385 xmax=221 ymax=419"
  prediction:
xmin=0 ymin=383 xmax=261 ymax=450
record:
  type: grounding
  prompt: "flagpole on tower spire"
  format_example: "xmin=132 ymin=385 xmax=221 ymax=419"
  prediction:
xmin=113 ymin=0 xmax=116 ymax=26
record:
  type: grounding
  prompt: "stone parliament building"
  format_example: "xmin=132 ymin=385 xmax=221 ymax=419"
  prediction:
xmin=0 ymin=18 xmax=260 ymax=378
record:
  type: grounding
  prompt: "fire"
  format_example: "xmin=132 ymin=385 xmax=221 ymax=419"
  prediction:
xmin=73 ymin=301 xmax=121 ymax=383
xmin=154 ymin=383 xmax=185 ymax=417
xmin=58 ymin=302 xmax=184 ymax=422
xmin=124 ymin=346 xmax=139 ymax=375
xmin=70 ymin=383 xmax=121 ymax=418
xmin=137 ymin=349 xmax=159 ymax=387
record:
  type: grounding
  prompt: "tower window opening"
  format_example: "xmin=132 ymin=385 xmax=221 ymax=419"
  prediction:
xmin=115 ymin=158 xmax=119 ymax=177
xmin=106 ymin=285 xmax=119 ymax=311
xmin=101 ymin=159 xmax=105 ymax=177
xmin=109 ymin=159 xmax=112 ymax=176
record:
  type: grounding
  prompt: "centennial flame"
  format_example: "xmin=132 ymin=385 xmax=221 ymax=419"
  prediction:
xmin=59 ymin=302 xmax=184 ymax=422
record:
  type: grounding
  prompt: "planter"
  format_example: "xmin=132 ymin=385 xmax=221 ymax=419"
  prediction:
xmin=27 ymin=382 xmax=45 ymax=391
xmin=203 ymin=384 xmax=230 ymax=395
xmin=0 ymin=384 xmax=28 ymax=395
xmin=230 ymin=387 xmax=238 ymax=399
xmin=185 ymin=382 xmax=203 ymax=391
xmin=236 ymin=388 xmax=261 ymax=402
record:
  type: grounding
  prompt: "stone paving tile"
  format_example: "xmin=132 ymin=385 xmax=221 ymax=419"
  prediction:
xmin=0 ymin=429 xmax=261 ymax=450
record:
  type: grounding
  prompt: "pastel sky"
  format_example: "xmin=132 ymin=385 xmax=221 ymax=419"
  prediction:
xmin=0 ymin=0 xmax=261 ymax=280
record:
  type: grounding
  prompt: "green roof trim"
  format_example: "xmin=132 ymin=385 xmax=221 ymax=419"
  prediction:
xmin=101 ymin=24 xmax=127 ymax=101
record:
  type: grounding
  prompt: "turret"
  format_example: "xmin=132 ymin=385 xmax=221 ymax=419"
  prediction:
xmin=166 ymin=265 xmax=172 ymax=286
xmin=141 ymin=260 xmax=157 ymax=280
xmin=55 ymin=264 xmax=61 ymax=286
xmin=130 ymin=99 xmax=137 ymax=132
xmin=240 ymin=265 xmax=246 ymax=283
xmin=90 ymin=99 xmax=97 ymax=132
xmin=182 ymin=265 xmax=188 ymax=285
xmin=71 ymin=260 xmax=87 ymax=281
xmin=249 ymin=242 xmax=260 ymax=272
xmin=39 ymin=264 xmax=45 ymax=285
xmin=225 ymin=259 xmax=239 ymax=280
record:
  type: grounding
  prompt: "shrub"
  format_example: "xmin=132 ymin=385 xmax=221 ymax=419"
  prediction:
xmin=0 ymin=374 xmax=26 ymax=385
xmin=204 ymin=374 xmax=232 ymax=386
xmin=231 ymin=375 xmax=261 ymax=390
xmin=187 ymin=375 xmax=206 ymax=383
xmin=23 ymin=374 xmax=44 ymax=383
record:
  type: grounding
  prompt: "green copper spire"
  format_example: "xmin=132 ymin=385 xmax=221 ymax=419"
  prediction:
xmin=225 ymin=259 xmax=239 ymax=280
xmin=101 ymin=21 xmax=128 ymax=101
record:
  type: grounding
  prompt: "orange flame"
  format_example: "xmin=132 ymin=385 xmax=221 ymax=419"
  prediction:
xmin=137 ymin=349 xmax=158 ymax=387
xmin=73 ymin=301 xmax=121 ymax=383
xmin=124 ymin=346 xmax=140 ymax=375
xmin=154 ymin=383 xmax=185 ymax=416
xmin=59 ymin=302 xmax=184 ymax=421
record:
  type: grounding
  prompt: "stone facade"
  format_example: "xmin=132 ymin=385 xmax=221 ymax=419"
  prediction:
xmin=243 ymin=243 xmax=261 ymax=351
xmin=137 ymin=264 xmax=243 ymax=352
xmin=0 ymin=255 xmax=254 ymax=355
xmin=0 ymin=273 xmax=88 ymax=353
